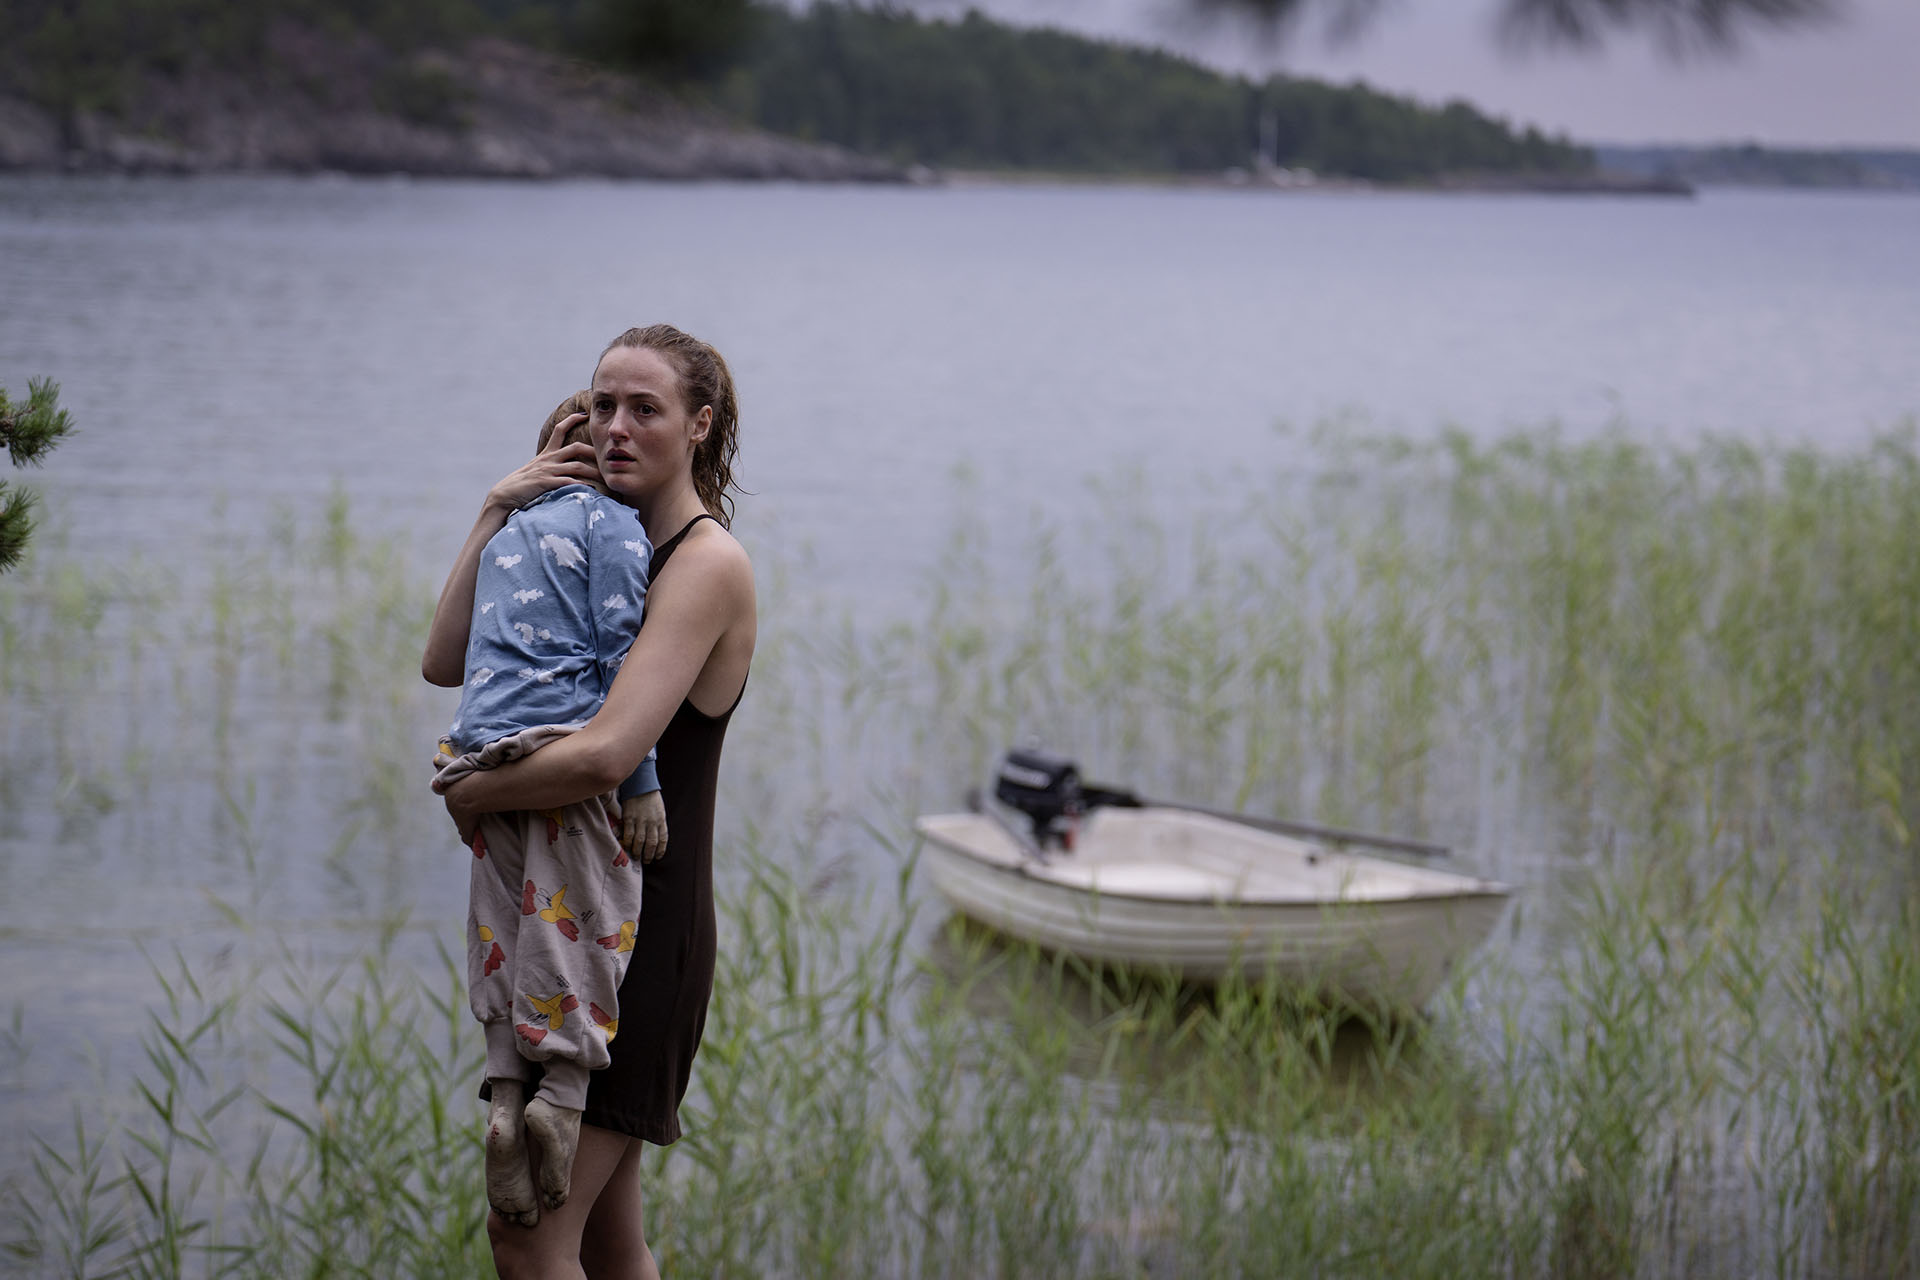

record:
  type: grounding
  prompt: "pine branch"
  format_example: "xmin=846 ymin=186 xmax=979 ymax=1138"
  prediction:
xmin=1 ymin=377 xmax=72 ymax=574
xmin=0 ymin=480 xmax=37 ymax=574
xmin=1 ymin=378 xmax=76 ymax=468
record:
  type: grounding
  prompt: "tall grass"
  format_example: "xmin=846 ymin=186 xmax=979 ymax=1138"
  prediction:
xmin=3 ymin=426 xmax=1918 ymax=1277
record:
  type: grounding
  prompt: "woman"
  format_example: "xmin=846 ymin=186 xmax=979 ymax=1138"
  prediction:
xmin=423 ymin=324 xmax=756 ymax=1279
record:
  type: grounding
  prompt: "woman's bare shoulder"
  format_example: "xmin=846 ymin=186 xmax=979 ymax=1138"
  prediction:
xmin=653 ymin=521 xmax=755 ymax=611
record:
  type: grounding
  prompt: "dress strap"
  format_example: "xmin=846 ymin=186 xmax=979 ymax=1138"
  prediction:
xmin=649 ymin=512 xmax=717 ymax=578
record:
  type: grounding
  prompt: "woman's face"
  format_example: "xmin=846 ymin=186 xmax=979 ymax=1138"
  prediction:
xmin=588 ymin=345 xmax=711 ymax=504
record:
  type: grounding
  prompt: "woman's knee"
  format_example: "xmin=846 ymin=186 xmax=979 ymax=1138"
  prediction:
xmin=580 ymin=1144 xmax=653 ymax=1277
xmin=487 ymin=1213 xmax=570 ymax=1280
xmin=581 ymin=1228 xmax=657 ymax=1280
xmin=484 ymin=1214 xmax=525 ymax=1273
xmin=490 ymin=1126 xmax=640 ymax=1279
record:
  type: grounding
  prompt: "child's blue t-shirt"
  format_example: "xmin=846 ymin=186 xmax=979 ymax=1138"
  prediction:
xmin=448 ymin=483 xmax=657 ymax=799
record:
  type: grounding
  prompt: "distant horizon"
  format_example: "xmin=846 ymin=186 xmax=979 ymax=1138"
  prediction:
xmin=1585 ymin=139 xmax=1920 ymax=154
xmin=898 ymin=0 xmax=1920 ymax=151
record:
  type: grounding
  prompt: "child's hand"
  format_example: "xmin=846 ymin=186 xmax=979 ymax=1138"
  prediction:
xmin=622 ymin=791 xmax=668 ymax=863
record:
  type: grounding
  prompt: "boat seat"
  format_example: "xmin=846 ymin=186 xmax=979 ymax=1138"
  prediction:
xmin=1048 ymin=862 xmax=1235 ymax=900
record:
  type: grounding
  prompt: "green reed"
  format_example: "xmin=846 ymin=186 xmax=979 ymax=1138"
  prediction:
xmin=5 ymin=425 xmax=1919 ymax=1277
xmin=6 ymin=944 xmax=490 ymax=1279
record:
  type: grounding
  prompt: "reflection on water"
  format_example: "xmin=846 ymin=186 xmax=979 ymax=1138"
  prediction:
xmin=920 ymin=915 xmax=1455 ymax=1108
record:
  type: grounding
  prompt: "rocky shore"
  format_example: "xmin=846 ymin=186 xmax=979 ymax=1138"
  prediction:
xmin=0 ymin=29 xmax=902 ymax=182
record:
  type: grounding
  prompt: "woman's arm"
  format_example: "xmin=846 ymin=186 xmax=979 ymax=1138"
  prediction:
xmin=441 ymin=532 xmax=754 ymax=823
xmin=421 ymin=425 xmax=603 ymax=686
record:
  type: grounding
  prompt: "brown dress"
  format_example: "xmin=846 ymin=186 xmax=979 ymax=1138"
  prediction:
xmin=581 ymin=513 xmax=741 ymax=1145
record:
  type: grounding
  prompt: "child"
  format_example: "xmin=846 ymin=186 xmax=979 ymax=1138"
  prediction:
xmin=431 ymin=392 xmax=662 ymax=1227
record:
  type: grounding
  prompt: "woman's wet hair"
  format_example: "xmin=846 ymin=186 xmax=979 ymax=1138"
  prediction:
xmin=599 ymin=324 xmax=742 ymax=529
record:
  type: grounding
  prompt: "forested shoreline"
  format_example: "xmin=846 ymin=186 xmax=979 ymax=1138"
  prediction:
xmin=4 ymin=0 xmax=1596 ymax=182
xmin=726 ymin=6 xmax=1592 ymax=181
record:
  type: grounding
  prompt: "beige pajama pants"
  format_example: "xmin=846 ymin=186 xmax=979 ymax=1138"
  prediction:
xmin=433 ymin=724 xmax=644 ymax=1112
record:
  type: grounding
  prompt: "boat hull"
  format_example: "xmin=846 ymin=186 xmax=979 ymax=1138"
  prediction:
xmin=916 ymin=808 xmax=1511 ymax=1009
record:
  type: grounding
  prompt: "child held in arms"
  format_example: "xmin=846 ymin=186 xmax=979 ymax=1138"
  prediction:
xmin=431 ymin=391 xmax=665 ymax=1227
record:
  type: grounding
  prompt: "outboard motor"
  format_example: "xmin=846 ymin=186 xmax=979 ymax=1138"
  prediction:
xmin=994 ymin=748 xmax=1142 ymax=848
xmin=995 ymin=747 xmax=1082 ymax=845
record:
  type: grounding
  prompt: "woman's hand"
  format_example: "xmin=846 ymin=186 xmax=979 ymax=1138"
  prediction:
xmin=484 ymin=414 xmax=601 ymax=514
xmin=622 ymin=791 xmax=669 ymax=863
xmin=444 ymin=776 xmax=481 ymax=846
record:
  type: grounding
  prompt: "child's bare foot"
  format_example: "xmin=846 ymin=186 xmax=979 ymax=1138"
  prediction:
xmin=524 ymin=1096 xmax=583 ymax=1210
xmin=485 ymin=1079 xmax=540 ymax=1228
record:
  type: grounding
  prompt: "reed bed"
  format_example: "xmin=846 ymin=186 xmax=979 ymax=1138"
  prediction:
xmin=3 ymin=427 xmax=1917 ymax=1278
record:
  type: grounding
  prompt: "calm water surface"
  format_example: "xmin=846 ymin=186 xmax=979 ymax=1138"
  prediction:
xmin=1 ymin=176 xmax=1917 ymax=1157
xmin=4 ymin=177 xmax=1916 ymax=596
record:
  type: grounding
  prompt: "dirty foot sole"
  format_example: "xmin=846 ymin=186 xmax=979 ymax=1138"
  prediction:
xmin=485 ymin=1081 xmax=541 ymax=1228
xmin=524 ymin=1097 xmax=584 ymax=1210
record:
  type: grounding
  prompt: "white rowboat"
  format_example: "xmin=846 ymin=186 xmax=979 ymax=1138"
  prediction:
xmin=915 ymin=806 xmax=1512 ymax=1009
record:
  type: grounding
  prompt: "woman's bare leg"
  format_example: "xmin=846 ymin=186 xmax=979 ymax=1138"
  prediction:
xmin=488 ymin=1124 xmax=646 ymax=1280
xmin=581 ymin=1137 xmax=660 ymax=1280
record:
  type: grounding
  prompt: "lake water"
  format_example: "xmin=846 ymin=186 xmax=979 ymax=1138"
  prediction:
xmin=4 ymin=177 xmax=1916 ymax=600
xmin=2 ymin=176 xmax=1918 ymax=1196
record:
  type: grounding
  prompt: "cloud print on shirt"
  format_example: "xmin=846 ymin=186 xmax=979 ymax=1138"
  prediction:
xmin=495 ymin=554 xmax=523 ymax=569
xmin=541 ymin=534 xmax=586 ymax=569
xmin=601 ymin=593 xmax=629 ymax=610
xmin=513 ymin=588 xmax=545 ymax=605
xmin=513 ymin=622 xmax=537 ymax=645
xmin=518 ymin=667 xmax=558 ymax=684
xmin=624 ymin=540 xmax=648 ymax=561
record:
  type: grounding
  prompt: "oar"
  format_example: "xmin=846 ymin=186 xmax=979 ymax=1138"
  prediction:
xmin=965 ymin=787 xmax=1051 ymax=866
xmin=1105 ymin=790 xmax=1451 ymax=859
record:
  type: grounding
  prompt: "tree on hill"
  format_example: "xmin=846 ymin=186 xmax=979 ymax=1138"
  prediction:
xmin=0 ymin=379 xmax=75 ymax=574
xmin=586 ymin=0 xmax=761 ymax=81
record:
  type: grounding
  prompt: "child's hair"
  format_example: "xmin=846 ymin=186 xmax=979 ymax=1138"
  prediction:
xmin=539 ymin=389 xmax=594 ymax=452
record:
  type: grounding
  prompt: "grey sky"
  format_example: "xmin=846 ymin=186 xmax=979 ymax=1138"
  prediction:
xmin=906 ymin=0 xmax=1920 ymax=147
